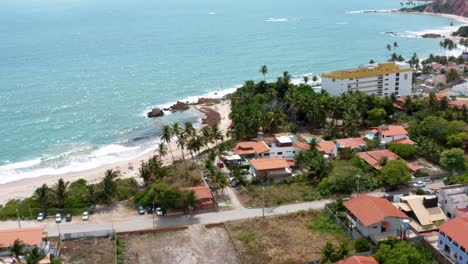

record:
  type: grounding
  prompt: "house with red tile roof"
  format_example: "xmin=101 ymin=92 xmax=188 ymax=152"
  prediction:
xmin=438 ymin=217 xmax=468 ymax=264
xmin=249 ymin=157 xmax=292 ymax=182
xmin=316 ymin=140 xmax=336 ymax=157
xmin=315 ymin=137 xmax=366 ymax=158
xmin=372 ymin=125 xmax=413 ymax=144
xmin=344 ymin=195 xmax=409 ymax=243
xmin=335 ymin=256 xmax=378 ymax=264
xmin=234 ymin=133 xmax=309 ymax=160
xmin=357 ymin=149 xmax=419 ymax=172
xmin=0 ymin=227 xmax=47 ymax=253
xmin=185 ymin=186 xmax=216 ymax=210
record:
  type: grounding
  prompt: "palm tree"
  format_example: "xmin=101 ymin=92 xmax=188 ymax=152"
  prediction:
xmin=386 ymin=44 xmax=392 ymax=59
xmin=183 ymin=122 xmax=196 ymax=138
xmin=34 ymin=184 xmax=49 ymax=212
xmin=210 ymin=124 xmax=223 ymax=145
xmin=259 ymin=65 xmax=268 ymax=81
xmin=312 ymin=75 xmax=318 ymax=82
xmin=393 ymin=41 xmax=398 ymax=53
xmin=176 ymin=132 xmax=189 ymax=177
xmin=303 ymin=76 xmax=309 ymax=84
xmin=201 ymin=126 xmax=213 ymax=149
xmin=101 ymin=169 xmax=117 ymax=205
xmin=158 ymin=142 xmax=168 ymax=160
xmin=25 ymin=247 xmax=44 ymax=264
xmin=53 ymin=178 xmax=68 ymax=209
xmin=160 ymin=125 xmax=174 ymax=163
xmin=85 ymin=185 xmax=97 ymax=210
xmin=172 ymin=122 xmax=181 ymax=138
xmin=10 ymin=239 xmax=25 ymax=261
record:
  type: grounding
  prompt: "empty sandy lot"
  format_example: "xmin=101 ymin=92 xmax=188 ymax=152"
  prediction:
xmin=61 ymin=237 xmax=115 ymax=264
xmin=122 ymin=225 xmax=239 ymax=264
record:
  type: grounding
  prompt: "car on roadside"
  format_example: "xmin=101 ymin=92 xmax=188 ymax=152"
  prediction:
xmin=37 ymin=212 xmax=45 ymax=221
xmin=65 ymin=213 xmax=72 ymax=222
xmin=82 ymin=211 xmax=89 ymax=221
xmin=138 ymin=206 xmax=145 ymax=215
xmin=146 ymin=206 xmax=153 ymax=214
xmin=413 ymin=181 xmax=426 ymax=188
xmin=384 ymin=185 xmax=398 ymax=192
xmin=55 ymin=213 xmax=62 ymax=223
xmin=156 ymin=207 xmax=163 ymax=216
xmin=230 ymin=178 xmax=240 ymax=187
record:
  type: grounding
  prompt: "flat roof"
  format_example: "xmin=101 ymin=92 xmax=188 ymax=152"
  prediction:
xmin=321 ymin=62 xmax=412 ymax=80
xmin=276 ymin=136 xmax=293 ymax=144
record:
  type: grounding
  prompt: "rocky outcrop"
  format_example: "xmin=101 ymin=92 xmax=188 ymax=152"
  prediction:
xmin=170 ymin=101 xmax=189 ymax=111
xmin=195 ymin=98 xmax=221 ymax=105
xmin=422 ymin=33 xmax=442 ymax=38
xmin=405 ymin=0 xmax=467 ymax=17
xmin=147 ymin=108 xmax=164 ymax=118
xmin=453 ymin=26 xmax=468 ymax=37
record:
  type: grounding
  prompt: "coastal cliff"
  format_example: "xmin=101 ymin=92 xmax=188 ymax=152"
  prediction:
xmin=405 ymin=0 xmax=467 ymax=17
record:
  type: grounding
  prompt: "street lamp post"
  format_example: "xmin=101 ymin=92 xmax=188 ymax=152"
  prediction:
xmin=262 ymin=186 xmax=265 ymax=218
xmin=152 ymin=200 xmax=155 ymax=229
xmin=16 ymin=208 xmax=21 ymax=229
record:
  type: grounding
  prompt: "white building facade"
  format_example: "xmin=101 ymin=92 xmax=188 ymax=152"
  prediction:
xmin=321 ymin=62 xmax=413 ymax=97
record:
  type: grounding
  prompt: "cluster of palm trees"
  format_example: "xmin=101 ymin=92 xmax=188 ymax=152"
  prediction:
xmin=160 ymin=122 xmax=223 ymax=163
xmin=385 ymin=42 xmax=405 ymax=62
xmin=33 ymin=169 xmax=118 ymax=212
xmin=9 ymin=239 xmax=45 ymax=264
xmin=460 ymin=38 xmax=468 ymax=52
xmin=439 ymin=38 xmax=457 ymax=56
xmin=158 ymin=122 xmax=224 ymax=176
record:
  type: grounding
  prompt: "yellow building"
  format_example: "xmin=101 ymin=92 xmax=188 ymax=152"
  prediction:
xmin=321 ymin=62 xmax=413 ymax=97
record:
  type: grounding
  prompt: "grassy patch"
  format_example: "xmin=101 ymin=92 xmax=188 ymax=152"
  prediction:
xmin=308 ymin=211 xmax=344 ymax=235
xmin=226 ymin=210 xmax=351 ymax=264
xmin=237 ymin=182 xmax=322 ymax=207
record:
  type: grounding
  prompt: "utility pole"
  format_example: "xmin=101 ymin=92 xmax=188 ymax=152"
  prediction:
xmin=16 ymin=208 xmax=21 ymax=229
xmin=356 ymin=174 xmax=361 ymax=194
xmin=28 ymin=202 xmax=32 ymax=218
xmin=152 ymin=200 xmax=155 ymax=229
xmin=262 ymin=186 xmax=265 ymax=218
xmin=113 ymin=222 xmax=117 ymax=264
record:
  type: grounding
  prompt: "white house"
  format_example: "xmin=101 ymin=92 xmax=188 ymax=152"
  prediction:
xmin=234 ymin=133 xmax=309 ymax=160
xmin=438 ymin=184 xmax=468 ymax=219
xmin=344 ymin=195 xmax=409 ymax=243
xmin=438 ymin=217 xmax=468 ymax=264
xmin=372 ymin=125 xmax=413 ymax=145
xmin=321 ymin=62 xmax=413 ymax=97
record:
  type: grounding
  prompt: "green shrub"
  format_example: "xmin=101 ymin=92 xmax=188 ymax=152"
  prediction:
xmin=354 ymin=238 xmax=370 ymax=252
xmin=309 ymin=211 xmax=343 ymax=234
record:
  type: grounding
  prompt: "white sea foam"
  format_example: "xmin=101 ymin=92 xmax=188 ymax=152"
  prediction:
xmin=0 ymin=159 xmax=41 ymax=170
xmin=208 ymin=11 xmax=216 ymax=15
xmin=335 ymin=22 xmax=349 ymax=25
xmin=346 ymin=9 xmax=397 ymax=14
xmin=265 ymin=18 xmax=288 ymax=22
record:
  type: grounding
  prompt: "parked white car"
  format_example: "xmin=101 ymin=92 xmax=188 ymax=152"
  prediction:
xmin=156 ymin=207 xmax=163 ymax=216
xmin=82 ymin=211 xmax=89 ymax=221
xmin=37 ymin=212 xmax=45 ymax=221
xmin=55 ymin=213 xmax=62 ymax=223
xmin=413 ymin=181 xmax=426 ymax=188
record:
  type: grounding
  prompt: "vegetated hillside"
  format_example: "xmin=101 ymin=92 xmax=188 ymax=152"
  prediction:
xmin=408 ymin=0 xmax=467 ymax=17
xmin=453 ymin=26 xmax=468 ymax=37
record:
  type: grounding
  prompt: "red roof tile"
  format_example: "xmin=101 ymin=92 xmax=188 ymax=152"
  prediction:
xmin=393 ymin=103 xmax=404 ymax=110
xmin=316 ymin=140 xmax=336 ymax=155
xmin=0 ymin=227 xmax=46 ymax=247
xmin=336 ymin=137 xmax=366 ymax=149
xmin=293 ymin=141 xmax=310 ymax=150
xmin=336 ymin=256 xmax=378 ymax=264
xmin=439 ymin=217 xmax=468 ymax=250
xmin=250 ymin=158 xmax=290 ymax=171
xmin=344 ymin=195 xmax=408 ymax=226
xmin=393 ymin=138 xmax=415 ymax=145
xmin=380 ymin=125 xmax=408 ymax=137
xmin=185 ymin=186 xmax=213 ymax=200
xmin=449 ymin=100 xmax=468 ymax=108
xmin=233 ymin=141 xmax=270 ymax=155
xmin=356 ymin=149 xmax=419 ymax=172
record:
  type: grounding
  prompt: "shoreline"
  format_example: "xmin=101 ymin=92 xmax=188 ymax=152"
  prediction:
xmin=0 ymin=101 xmax=231 ymax=206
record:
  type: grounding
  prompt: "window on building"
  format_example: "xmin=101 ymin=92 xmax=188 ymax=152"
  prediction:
xmin=332 ymin=79 xmax=335 ymax=82
xmin=349 ymin=78 xmax=353 ymax=80
xmin=277 ymin=152 xmax=283 ymax=155
xmin=396 ymin=78 xmax=399 ymax=81
xmin=385 ymin=74 xmax=389 ymax=76
xmin=396 ymin=82 xmax=399 ymax=86
xmin=293 ymin=151 xmax=296 ymax=153
xmin=264 ymin=153 xmax=270 ymax=157
xmin=396 ymin=73 xmax=400 ymax=76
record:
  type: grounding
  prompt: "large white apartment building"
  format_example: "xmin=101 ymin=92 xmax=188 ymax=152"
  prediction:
xmin=321 ymin=62 xmax=413 ymax=97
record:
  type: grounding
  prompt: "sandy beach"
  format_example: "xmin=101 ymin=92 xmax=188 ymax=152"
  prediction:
xmin=397 ymin=11 xmax=468 ymax=39
xmin=0 ymin=101 xmax=231 ymax=206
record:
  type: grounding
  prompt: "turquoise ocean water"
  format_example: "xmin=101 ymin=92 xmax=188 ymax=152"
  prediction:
xmin=0 ymin=0 xmax=463 ymax=183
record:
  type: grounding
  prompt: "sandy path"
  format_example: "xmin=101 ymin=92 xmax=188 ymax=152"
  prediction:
xmin=0 ymin=101 xmax=231 ymax=205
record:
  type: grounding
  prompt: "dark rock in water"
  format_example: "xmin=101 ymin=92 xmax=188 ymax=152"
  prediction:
xmin=162 ymin=108 xmax=170 ymax=111
xmin=170 ymin=101 xmax=189 ymax=112
xmin=422 ymin=33 xmax=442 ymax=38
xmin=147 ymin=108 xmax=164 ymax=118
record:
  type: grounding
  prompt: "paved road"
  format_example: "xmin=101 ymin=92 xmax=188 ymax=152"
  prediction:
xmin=0 ymin=181 xmax=444 ymax=237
